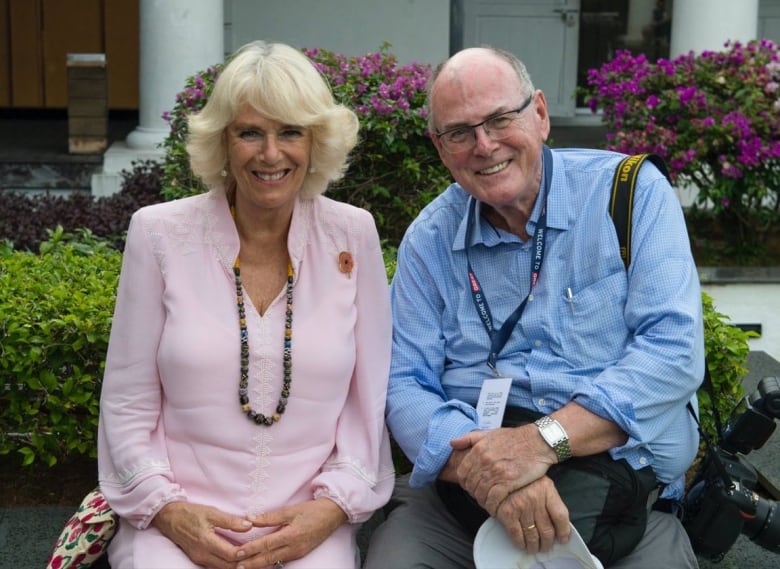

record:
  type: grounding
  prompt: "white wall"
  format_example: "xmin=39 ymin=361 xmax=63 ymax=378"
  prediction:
xmin=671 ymin=0 xmax=759 ymax=57
xmin=222 ymin=0 xmax=780 ymax=73
xmin=225 ymin=0 xmax=450 ymax=65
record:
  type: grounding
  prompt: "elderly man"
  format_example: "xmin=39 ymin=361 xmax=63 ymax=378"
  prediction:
xmin=364 ymin=46 xmax=703 ymax=569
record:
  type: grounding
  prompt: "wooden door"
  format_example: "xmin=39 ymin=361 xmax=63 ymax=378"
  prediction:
xmin=8 ymin=0 xmax=44 ymax=107
xmin=105 ymin=0 xmax=139 ymax=109
xmin=42 ymin=0 xmax=103 ymax=108
xmin=1 ymin=0 xmax=137 ymax=109
xmin=0 ymin=0 xmax=9 ymax=106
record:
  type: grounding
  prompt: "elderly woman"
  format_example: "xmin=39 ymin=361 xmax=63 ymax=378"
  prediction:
xmin=97 ymin=41 xmax=394 ymax=569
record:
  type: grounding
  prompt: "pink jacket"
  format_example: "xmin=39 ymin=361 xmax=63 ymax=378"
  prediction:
xmin=98 ymin=191 xmax=394 ymax=567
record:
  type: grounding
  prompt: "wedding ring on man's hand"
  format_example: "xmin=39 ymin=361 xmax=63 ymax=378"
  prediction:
xmin=523 ymin=523 xmax=536 ymax=531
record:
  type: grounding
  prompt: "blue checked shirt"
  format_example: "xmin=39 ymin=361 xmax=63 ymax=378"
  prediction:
xmin=387 ymin=148 xmax=704 ymax=500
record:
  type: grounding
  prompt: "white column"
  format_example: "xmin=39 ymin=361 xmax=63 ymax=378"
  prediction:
xmin=670 ymin=0 xmax=759 ymax=57
xmin=669 ymin=0 xmax=759 ymax=208
xmin=93 ymin=0 xmax=224 ymax=197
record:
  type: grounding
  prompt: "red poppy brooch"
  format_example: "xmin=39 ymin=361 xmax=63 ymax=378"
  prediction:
xmin=338 ymin=251 xmax=354 ymax=278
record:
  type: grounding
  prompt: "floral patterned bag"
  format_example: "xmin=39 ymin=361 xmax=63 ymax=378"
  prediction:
xmin=46 ymin=486 xmax=117 ymax=569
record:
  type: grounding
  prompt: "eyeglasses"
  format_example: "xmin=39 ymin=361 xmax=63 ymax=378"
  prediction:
xmin=434 ymin=94 xmax=534 ymax=153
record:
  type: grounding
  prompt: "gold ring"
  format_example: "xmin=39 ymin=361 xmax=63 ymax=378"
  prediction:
xmin=523 ymin=523 xmax=536 ymax=531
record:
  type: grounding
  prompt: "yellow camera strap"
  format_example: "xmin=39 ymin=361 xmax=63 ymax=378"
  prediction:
xmin=609 ymin=153 xmax=670 ymax=270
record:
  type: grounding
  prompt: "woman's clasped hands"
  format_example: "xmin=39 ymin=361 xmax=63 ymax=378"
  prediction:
xmin=152 ymin=498 xmax=347 ymax=568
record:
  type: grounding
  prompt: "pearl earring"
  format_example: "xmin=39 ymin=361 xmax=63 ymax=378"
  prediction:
xmin=308 ymin=166 xmax=317 ymax=174
xmin=220 ymin=169 xmax=228 ymax=178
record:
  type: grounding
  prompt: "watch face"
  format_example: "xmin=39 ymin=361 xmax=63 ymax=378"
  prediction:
xmin=536 ymin=417 xmax=572 ymax=462
xmin=542 ymin=421 xmax=566 ymax=443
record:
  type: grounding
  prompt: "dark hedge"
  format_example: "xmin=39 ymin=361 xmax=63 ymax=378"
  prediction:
xmin=0 ymin=160 xmax=164 ymax=252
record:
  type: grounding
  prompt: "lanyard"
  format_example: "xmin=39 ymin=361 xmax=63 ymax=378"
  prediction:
xmin=465 ymin=145 xmax=553 ymax=375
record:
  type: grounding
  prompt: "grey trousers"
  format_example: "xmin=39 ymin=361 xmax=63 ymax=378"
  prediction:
xmin=363 ymin=475 xmax=699 ymax=569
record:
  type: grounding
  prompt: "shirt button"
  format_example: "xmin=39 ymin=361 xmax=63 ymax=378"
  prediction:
xmin=639 ymin=457 xmax=648 ymax=465
xmin=538 ymin=398 xmax=546 ymax=406
xmin=534 ymin=340 xmax=543 ymax=347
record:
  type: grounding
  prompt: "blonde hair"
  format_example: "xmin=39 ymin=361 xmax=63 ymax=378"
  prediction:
xmin=187 ymin=40 xmax=359 ymax=198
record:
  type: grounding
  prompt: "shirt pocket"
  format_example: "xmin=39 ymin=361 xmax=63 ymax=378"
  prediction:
xmin=553 ymin=271 xmax=629 ymax=367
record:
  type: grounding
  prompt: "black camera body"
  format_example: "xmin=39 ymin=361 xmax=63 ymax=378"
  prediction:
xmin=683 ymin=376 xmax=780 ymax=560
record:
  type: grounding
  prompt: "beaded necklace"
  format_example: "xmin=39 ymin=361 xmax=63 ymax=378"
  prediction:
xmin=231 ymin=207 xmax=294 ymax=426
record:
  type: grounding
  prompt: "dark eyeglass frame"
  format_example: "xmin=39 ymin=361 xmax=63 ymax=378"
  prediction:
xmin=434 ymin=94 xmax=535 ymax=153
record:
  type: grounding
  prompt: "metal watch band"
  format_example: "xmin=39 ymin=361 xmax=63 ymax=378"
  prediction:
xmin=534 ymin=415 xmax=573 ymax=462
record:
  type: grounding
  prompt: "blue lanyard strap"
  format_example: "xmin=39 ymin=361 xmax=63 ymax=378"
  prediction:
xmin=465 ymin=145 xmax=553 ymax=374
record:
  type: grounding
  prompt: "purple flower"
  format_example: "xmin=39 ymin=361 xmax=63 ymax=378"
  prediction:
xmin=583 ymin=38 xmax=780 ymax=196
xmin=720 ymin=159 xmax=743 ymax=179
xmin=736 ymin=137 xmax=763 ymax=168
xmin=722 ymin=111 xmax=753 ymax=138
xmin=676 ymin=86 xmax=697 ymax=105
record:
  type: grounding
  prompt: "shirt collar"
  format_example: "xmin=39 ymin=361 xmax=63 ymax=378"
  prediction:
xmin=543 ymin=149 xmax=569 ymax=232
xmin=453 ymin=196 xmax=522 ymax=251
xmin=451 ymin=148 xmax=570 ymax=253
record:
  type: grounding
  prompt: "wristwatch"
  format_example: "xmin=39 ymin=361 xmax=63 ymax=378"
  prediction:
xmin=534 ymin=416 xmax=573 ymax=462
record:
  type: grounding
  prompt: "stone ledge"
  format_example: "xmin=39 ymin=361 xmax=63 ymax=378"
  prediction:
xmin=698 ymin=266 xmax=780 ymax=284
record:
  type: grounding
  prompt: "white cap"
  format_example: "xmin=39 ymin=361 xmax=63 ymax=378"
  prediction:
xmin=473 ymin=517 xmax=604 ymax=569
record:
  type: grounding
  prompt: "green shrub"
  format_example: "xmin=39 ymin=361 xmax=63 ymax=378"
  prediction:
xmin=698 ymin=291 xmax=757 ymax=443
xmin=681 ymin=292 xmax=758 ymax=486
xmin=383 ymin=245 xmax=397 ymax=284
xmin=0 ymin=228 xmax=121 ymax=465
